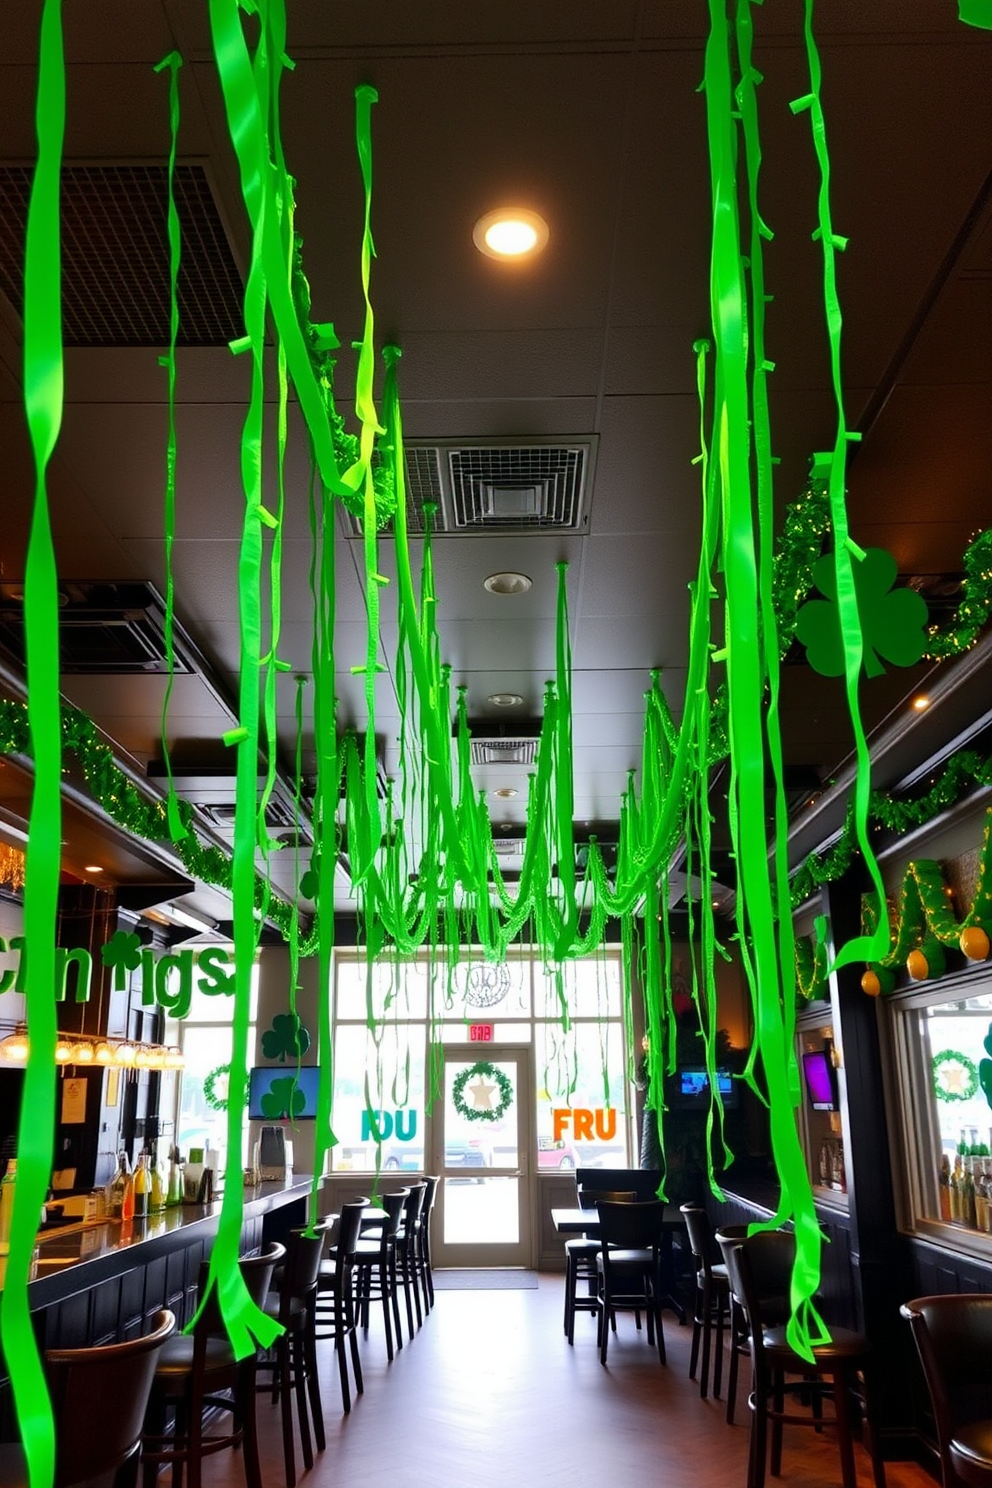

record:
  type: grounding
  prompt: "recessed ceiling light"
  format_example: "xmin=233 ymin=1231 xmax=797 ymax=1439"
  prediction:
xmin=84 ymin=864 xmax=103 ymax=873
xmin=488 ymin=692 xmax=524 ymax=707
xmin=911 ymin=695 xmax=931 ymax=712
xmin=493 ymin=787 xmax=519 ymax=799
xmin=473 ymin=207 xmax=549 ymax=261
xmin=484 ymin=571 xmax=532 ymax=596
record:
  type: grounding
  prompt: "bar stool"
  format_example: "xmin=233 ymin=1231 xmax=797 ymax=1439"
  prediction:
xmin=419 ymin=1175 xmax=439 ymax=1312
xmin=724 ymin=1229 xmax=884 ymax=1488
xmin=680 ymin=1203 xmax=731 ymax=1400
xmin=0 ymin=1310 xmax=176 ymax=1488
xmin=595 ymin=1199 xmax=668 ymax=1366
xmin=315 ymin=1200 xmax=367 ymax=1411
xmin=141 ymin=1242 xmax=284 ymax=1488
xmin=563 ymin=1187 xmax=635 ymax=1345
xmin=353 ymin=1188 xmax=408 ymax=1361
xmin=396 ymin=1181 xmax=428 ymax=1335
xmin=258 ymin=1227 xmax=329 ymax=1487
xmin=901 ymin=1293 xmax=992 ymax=1488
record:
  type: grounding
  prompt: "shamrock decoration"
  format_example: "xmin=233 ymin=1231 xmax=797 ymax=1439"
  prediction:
xmin=299 ymin=854 xmax=321 ymax=902
xmin=261 ymin=1012 xmax=311 ymax=1062
xmin=100 ymin=929 xmax=143 ymax=990
xmin=795 ymin=547 xmax=928 ymax=678
xmin=979 ymin=1022 xmax=992 ymax=1112
xmin=259 ymin=1075 xmax=306 ymax=1121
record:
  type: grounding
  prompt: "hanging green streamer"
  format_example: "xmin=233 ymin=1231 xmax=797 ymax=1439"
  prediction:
xmin=703 ymin=0 xmax=825 ymax=1362
xmin=791 ymin=1 xmax=888 ymax=974
xmin=153 ymin=49 xmax=187 ymax=843
xmin=3 ymin=1 xmax=66 ymax=1480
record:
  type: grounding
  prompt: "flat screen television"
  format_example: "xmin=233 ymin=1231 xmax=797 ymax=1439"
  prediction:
xmin=801 ymin=1049 xmax=839 ymax=1112
xmin=671 ymin=1066 xmax=738 ymax=1110
xmin=248 ymin=1065 xmax=320 ymax=1121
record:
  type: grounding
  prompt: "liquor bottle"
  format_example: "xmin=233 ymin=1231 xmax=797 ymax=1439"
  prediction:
xmin=167 ymin=1150 xmax=184 ymax=1208
xmin=150 ymin=1157 xmax=165 ymax=1214
xmin=963 ymin=1158 xmax=977 ymax=1228
xmin=939 ymin=1154 xmax=952 ymax=1221
xmin=977 ymin=1160 xmax=990 ymax=1231
xmin=121 ymin=1161 xmax=135 ymax=1223
xmin=108 ymin=1151 xmax=131 ymax=1221
xmin=133 ymin=1153 xmax=150 ymax=1220
xmin=950 ymin=1155 xmax=963 ymax=1221
xmin=0 ymin=1159 xmax=17 ymax=1256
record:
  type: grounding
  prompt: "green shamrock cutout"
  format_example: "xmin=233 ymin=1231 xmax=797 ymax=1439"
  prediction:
xmin=979 ymin=1022 xmax=992 ymax=1111
xmin=795 ymin=547 xmax=928 ymax=678
xmin=299 ymin=854 xmax=321 ymax=901
xmin=261 ymin=1012 xmax=311 ymax=1062
xmin=100 ymin=929 xmax=143 ymax=990
xmin=259 ymin=1075 xmax=306 ymax=1121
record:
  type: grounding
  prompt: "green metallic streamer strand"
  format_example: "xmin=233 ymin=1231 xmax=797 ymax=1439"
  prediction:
xmin=152 ymin=49 xmax=187 ymax=844
xmin=791 ymin=1 xmax=888 ymax=974
xmin=3 ymin=2 xmax=66 ymax=1480
xmin=703 ymin=0 xmax=825 ymax=1362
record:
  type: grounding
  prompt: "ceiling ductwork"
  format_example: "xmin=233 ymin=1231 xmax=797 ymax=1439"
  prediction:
xmin=343 ymin=437 xmax=597 ymax=537
xmin=0 ymin=581 xmax=194 ymax=676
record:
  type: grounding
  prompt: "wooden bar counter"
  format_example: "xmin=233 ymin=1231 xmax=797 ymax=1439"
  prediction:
xmin=2 ymin=1175 xmax=315 ymax=1360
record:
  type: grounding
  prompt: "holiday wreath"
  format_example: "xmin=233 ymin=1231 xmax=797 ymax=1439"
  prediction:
xmin=451 ymin=1061 xmax=513 ymax=1123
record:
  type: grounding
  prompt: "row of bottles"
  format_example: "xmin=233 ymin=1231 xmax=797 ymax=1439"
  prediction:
xmin=938 ymin=1142 xmax=992 ymax=1230
xmin=106 ymin=1146 xmax=186 ymax=1221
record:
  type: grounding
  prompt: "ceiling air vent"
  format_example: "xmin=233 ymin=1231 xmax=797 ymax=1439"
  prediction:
xmin=0 ymin=163 xmax=244 ymax=346
xmin=342 ymin=437 xmax=596 ymax=538
xmin=463 ymin=718 xmax=542 ymax=768
xmin=0 ymin=581 xmax=193 ymax=675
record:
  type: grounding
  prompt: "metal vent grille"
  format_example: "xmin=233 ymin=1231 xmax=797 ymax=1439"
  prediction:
xmin=342 ymin=439 xmax=595 ymax=538
xmin=492 ymin=838 xmax=523 ymax=857
xmin=0 ymin=581 xmax=193 ymax=675
xmin=449 ymin=445 xmax=587 ymax=530
xmin=470 ymin=738 xmax=539 ymax=767
xmin=0 ymin=164 xmax=243 ymax=346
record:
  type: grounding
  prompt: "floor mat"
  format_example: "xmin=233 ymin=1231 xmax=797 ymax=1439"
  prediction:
xmin=432 ymin=1269 xmax=540 ymax=1290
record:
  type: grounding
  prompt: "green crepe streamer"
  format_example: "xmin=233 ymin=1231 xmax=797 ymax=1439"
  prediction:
xmin=152 ymin=49 xmax=187 ymax=844
xmin=2 ymin=1 xmax=66 ymax=1481
xmin=959 ymin=0 xmax=992 ymax=27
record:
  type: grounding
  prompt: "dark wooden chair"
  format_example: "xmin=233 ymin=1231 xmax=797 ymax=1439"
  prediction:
xmin=595 ymin=1199 xmax=668 ymax=1366
xmin=0 ymin=1310 xmax=176 ymax=1488
xmin=681 ymin=1203 xmax=731 ymax=1400
xmin=724 ymin=1229 xmax=884 ymax=1488
xmin=258 ymin=1226 xmax=329 ymax=1487
xmin=353 ymin=1188 xmax=408 ymax=1361
xmin=396 ymin=1181 xmax=428 ymax=1336
xmin=315 ymin=1200 xmax=367 ymax=1412
xmin=563 ymin=1187 xmax=636 ymax=1345
xmin=141 ymin=1243 xmax=284 ymax=1488
xmin=419 ymin=1175 xmax=439 ymax=1311
xmin=901 ymin=1293 xmax=992 ymax=1488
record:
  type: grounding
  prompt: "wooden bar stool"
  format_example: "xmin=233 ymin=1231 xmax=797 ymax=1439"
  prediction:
xmin=0 ymin=1310 xmax=176 ymax=1488
xmin=680 ymin=1203 xmax=731 ymax=1400
xmin=901 ymin=1293 xmax=992 ymax=1488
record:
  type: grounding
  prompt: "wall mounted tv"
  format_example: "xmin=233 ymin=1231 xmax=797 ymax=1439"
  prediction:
xmin=248 ymin=1065 xmax=320 ymax=1121
xmin=801 ymin=1049 xmax=840 ymax=1112
xmin=671 ymin=1067 xmax=739 ymax=1110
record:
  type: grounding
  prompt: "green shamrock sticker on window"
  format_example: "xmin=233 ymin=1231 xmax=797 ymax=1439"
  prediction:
xmin=795 ymin=547 xmax=928 ymax=677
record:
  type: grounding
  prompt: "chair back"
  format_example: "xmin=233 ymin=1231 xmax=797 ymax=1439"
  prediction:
xmin=901 ymin=1292 xmax=992 ymax=1484
xmin=47 ymin=1308 xmax=176 ymax=1487
xmin=727 ymin=1229 xmax=794 ymax=1342
xmin=597 ymin=1198 xmax=666 ymax=1252
xmin=194 ymin=1240 xmax=285 ymax=1337
xmin=715 ymin=1225 xmax=750 ymax=1304
xmin=422 ymin=1174 xmax=439 ymax=1218
xmin=279 ymin=1228 xmax=326 ymax=1317
xmin=576 ymin=1168 xmax=662 ymax=1202
xmin=336 ymin=1199 xmax=368 ymax=1260
xmin=578 ymin=1186 xmax=636 ymax=1210
xmin=680 ymin=1204 xmax=717 ymax=1273
xmin=403 ymin=1181 xmax=427 ymax=1233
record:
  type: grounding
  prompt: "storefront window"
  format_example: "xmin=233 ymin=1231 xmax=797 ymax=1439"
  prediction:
xmin=169 ymin=950 xmax=257 ymax=1170
xmin=891 ymin=977 xmax=992 ymax=1243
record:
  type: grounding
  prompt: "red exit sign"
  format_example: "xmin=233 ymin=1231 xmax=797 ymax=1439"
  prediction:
xmin=469 ymin=1023 xmax=494 ymax=1042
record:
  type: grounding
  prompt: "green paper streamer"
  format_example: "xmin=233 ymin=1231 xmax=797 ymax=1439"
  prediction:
xmin=153 ymin=49 xmax=187 ymax=843
xmin=3 ymin=1 xmax=66 ymax=1481
xmin=959 ymin=0 xmax=992 ymax=28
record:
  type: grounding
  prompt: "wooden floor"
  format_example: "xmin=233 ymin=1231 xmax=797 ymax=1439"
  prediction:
xmin=207 ymin=1275 xmax=938 ymax=1488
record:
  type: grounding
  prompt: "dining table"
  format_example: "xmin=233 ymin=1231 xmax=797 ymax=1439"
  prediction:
xmin=551 ymin=1205 xmax=688 ymax=1323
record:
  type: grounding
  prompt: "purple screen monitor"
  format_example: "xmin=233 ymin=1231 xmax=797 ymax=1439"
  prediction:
xmin=802 ymin=1050 xmax=838 ymax=1112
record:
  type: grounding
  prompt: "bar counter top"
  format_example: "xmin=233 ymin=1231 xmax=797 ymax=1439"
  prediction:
xmin=13 ymin=1174 xmax=316 ymax=1309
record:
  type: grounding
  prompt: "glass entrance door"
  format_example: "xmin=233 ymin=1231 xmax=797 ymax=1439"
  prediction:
xmin=430 ymin=1044 xmax=533 ymax=1268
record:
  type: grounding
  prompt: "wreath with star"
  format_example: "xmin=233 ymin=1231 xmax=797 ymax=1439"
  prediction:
xmin=932 ymin=1049 xmax=979 ymax=1103
xmin=451 ymin=1061 xmax=513 ymax=1123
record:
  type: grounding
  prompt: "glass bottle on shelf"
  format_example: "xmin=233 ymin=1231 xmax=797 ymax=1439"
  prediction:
xmin=107 ymin=1151 xmax=130 ymax=1221
xmin=120 ymin=1160 xmax=135 ymax=1223
xmin=976 ymin=1159 xmax=990 ymax=1231
xmin=950 ymin=1154 xmax=963 ymax=1221
xmin=149 ymin=1156 xmax=165 ymax=1214
xmin=132 ymin=1152 xmax=150 ymax=1220
xmin=963 ymin=1155 xmax=977 ymax=1228
xmin=167 ymin=1150 xmax=184 ymax=1208
xmin=939 ymin=1153 xmax=952 ymax=1221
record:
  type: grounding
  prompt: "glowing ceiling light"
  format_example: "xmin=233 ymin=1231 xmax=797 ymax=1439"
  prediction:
xmin=473 ymin=207 xmax=549 ymax=261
